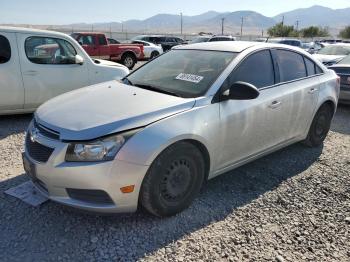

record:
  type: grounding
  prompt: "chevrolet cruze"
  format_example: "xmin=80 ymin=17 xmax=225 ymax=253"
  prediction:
xmin=23 ymin=42 xmax=339 ymax=217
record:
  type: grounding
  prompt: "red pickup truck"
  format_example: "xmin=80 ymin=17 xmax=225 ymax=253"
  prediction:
xmin=71 ymin=32 xmax=144 ymax=69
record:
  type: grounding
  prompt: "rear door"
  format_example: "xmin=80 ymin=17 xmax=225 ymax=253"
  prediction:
xmin=218 ymin=49 xmax=293 ymax=169
xmin=272 ymin=49 xmax=319 ymax=139
xmin=18 ymin=34 xmax=89 ymax=109
xmin=0 ymin=32 xmax=24 ymax=111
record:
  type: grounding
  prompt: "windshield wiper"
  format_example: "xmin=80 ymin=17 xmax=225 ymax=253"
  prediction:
xmin=122 ymin=77 xmax=133 ymax=86
xmin=134 ymin=84 xmax=181 ymax=97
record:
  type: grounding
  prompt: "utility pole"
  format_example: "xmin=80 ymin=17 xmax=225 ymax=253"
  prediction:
xmin=180 ymin=12 xmax=183 ymax=35
xmin=221 ymin=18 xmax=225 ymax=35
xmin=281 ymin=15 xmax=285 ymax=26
xmin=91 ymin=24 xmax=94 ymax=32
xmin=240 ymin=17 xmax=244 ymax=39
xmin=262 ymin=29 xmax=264 ymax=37
xmin=121 ymin=22 xmax=124 ymax=32
xmin=295 ymin=20 xmax=300 ymax=31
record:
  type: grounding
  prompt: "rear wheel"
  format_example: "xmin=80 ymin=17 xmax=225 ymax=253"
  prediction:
xmin=303 ymin=104 xmax=333 ymax=147
xmin=140 ymin=142 xmax=205 ymax=217
xmin=121 ymin=53 xmax=136 ymax=69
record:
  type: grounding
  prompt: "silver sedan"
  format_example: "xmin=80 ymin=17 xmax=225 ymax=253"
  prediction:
xmin=23 ymin=41 xmax=339 ymax=217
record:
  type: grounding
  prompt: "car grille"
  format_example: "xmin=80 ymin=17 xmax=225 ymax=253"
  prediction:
xmin=26 ymin=134 xmax=55 ymax=163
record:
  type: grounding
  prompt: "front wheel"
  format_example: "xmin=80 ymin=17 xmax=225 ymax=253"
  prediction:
xmin=303 ymin=104 xmax=333 ymax=147
xmin=140 ymin=142 xmax=205 ymax=217
xmin=150 ymin=51 xmax=159 ymax=60
xmin=121 ymin=53 xmax=136 ymax=69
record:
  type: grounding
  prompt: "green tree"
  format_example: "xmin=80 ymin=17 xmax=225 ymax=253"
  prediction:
xmin=267 ymin=23 xmax=299 ymax=37
xmin=339 ymin=26 xmax=350 ymax=39
xmin=301 ymin=26 xmax=329 ymax=38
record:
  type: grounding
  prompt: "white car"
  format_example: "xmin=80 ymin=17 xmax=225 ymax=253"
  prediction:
xmin=0 ymin=27 xmax=129 ymax=115
xmin=131 ymin=40 xmax=163 ymax=59
xmin=313 ymin=43 xmax=350 ymax=66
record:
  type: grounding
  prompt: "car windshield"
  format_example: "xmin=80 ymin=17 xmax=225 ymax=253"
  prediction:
xmin=318 ymin=45 xmax=350 ymax=55
xmin=126 ymin=50 xmax=237 ymax=98
xmin=191 ymin=37 xmax=211 ymax=43
xmin=337 ymin=55 xmax=350 ymax=64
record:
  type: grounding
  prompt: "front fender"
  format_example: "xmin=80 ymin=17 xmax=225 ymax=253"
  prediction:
xmin=116 ymin=103 xmax=221 ymax=174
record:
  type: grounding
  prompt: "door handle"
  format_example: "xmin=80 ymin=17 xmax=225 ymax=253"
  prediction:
xmin=268 ymin=100 xmax=282 ymax=109
xmin=23 ymin=70 xmax=38 ymax=76
xmin=308 ymin=88 xmax=318 ymax=94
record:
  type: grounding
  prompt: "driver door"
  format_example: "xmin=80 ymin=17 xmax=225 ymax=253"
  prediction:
xmin=217 ymin=49 xmax=292 ymax=170
xmin=17 ymin=34 xmax=89 ymax=109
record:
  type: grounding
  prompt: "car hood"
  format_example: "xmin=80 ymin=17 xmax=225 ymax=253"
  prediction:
xmin=35 ymin=81 xmax=195 ymax=140
xmin=94 ymin=59 xmax=128 ymax=69
xmin=313 ymin=54 xmax=345 ymax=63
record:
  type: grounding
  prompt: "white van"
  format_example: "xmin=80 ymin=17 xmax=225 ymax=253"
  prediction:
xmin=0 ymin=27 xmax=129 ymax=115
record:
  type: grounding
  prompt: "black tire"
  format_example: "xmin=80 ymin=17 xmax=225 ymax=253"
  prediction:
xmin=150 ymin=51 xmax=159 ymax=60
xmin=140 ymin=142 xmax=205 ymax=217
xmin=303 ymin=104 xmax=333 ymax=147
xmin=121 ymin=53 xmax=136 ymax=69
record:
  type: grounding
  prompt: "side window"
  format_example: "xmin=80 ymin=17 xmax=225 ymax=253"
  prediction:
xmin=98 ymin=35 xmax=107 ymax=45
xmin=304 ymin=57 xmax=316 ymax=76
xmin=0 ymin=35 xmax=11 ymax=64
xmin=227 ymin=50 xmax=275 ymax=89
xmin=79 ymin=35 xmax=94 ymax=45
xmin=25 ymin=37 xmax=77 ymax=65
xmin=274 ymin=50 xmax=307 ymax=82
xmin=316 ymin=65 xmax=323 ymax=74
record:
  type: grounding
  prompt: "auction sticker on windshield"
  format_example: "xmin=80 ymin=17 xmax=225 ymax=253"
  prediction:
xmin=175 ymin=73 xmax=204 ymax=84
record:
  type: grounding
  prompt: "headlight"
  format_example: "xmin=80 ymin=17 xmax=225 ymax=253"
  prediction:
xmin=65 ymin=129 xmax=140 ymax=162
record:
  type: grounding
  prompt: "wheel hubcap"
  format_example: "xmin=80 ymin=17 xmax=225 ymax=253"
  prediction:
xmin=124 ymin=57 xmax=133 ymax=67
xmin=160 ymin=159 xmax=192 ymax=201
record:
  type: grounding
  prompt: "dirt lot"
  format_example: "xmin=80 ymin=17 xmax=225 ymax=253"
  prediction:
xmin=0 ymin=103 xmax=349 ymax=262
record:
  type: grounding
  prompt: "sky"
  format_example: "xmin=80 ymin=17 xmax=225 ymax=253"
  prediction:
xmin=1 ymin=0 xmax=350 ymax=25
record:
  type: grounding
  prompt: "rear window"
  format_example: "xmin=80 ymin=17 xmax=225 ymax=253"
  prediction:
xmin=318 ymin=45 xmax=350 ymax=56
xmin=98 ymin=35 xmax=107 ymax=45
xmin=274 ymin=50 xmax=307 ymax=82
xmin=0 ymin=35 xmax=11 ymax=64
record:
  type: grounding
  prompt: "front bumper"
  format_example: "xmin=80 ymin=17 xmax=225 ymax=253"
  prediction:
xmin=23 ymin=128 xmax=149 ymax=213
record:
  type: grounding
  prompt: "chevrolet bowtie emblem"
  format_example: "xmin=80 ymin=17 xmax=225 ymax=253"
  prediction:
xmin=30 ymin=127 xmax=40 ymax=143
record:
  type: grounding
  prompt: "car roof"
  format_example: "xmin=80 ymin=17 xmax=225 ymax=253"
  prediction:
xmin=0 ymin=26 xmax=69 ymax=38
xmin=175 ymin=41 xmax=292 ymax=53
xmin=132 ymin=39 xmax=154 ymax=45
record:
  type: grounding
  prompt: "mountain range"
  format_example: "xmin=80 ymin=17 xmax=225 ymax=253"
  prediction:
xmin=8 ymin=5 xmax=350 ymax=36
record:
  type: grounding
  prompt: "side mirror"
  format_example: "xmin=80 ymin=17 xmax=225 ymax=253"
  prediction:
xmin=222 ymin=81 xmax=260 ymax=100
xmin=75 ymin=55 xmax=84 ymax=65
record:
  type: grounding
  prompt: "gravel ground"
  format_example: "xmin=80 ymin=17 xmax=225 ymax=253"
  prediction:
xmin=0 ymin=104 xmax=349 ymax=262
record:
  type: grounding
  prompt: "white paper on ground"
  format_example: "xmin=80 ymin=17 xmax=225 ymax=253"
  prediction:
xmin=4 ymin=181 xmax=49 ymax=207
